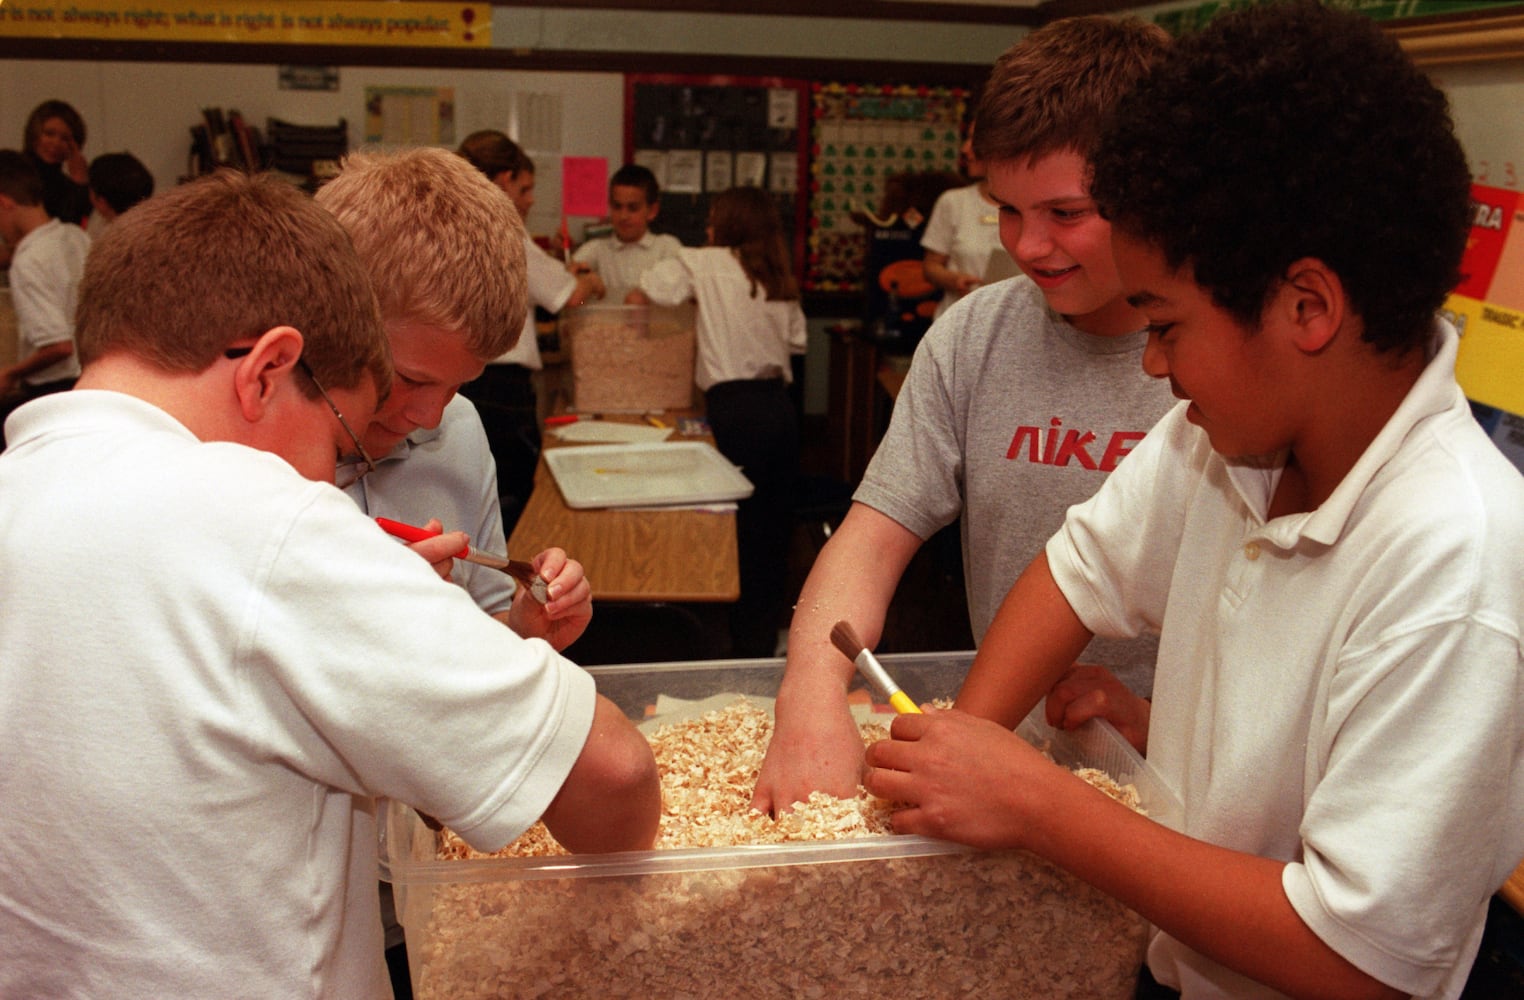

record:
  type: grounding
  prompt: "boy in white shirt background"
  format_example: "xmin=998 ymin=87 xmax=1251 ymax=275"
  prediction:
xmin=572 ymin=163 xmax=683 ymax=301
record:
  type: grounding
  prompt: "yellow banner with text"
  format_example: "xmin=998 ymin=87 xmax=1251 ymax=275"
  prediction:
xmin=0 ymin=0 xmax=491 ymax=47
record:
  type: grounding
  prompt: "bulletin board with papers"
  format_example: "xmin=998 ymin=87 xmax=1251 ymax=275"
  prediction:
xmin=807 ymin=82 xmax=968 ymax=293
xmin=625 ymin=74 xmax=810 ymax=279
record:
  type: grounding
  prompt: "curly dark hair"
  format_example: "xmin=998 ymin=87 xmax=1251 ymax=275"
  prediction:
xmin=1089 ymin=0 xmax=1471 ymax=355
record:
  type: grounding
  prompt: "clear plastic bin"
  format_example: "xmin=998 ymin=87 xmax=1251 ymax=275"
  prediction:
xmin=380 ymin=652 xmax=1180 ymax=999
xmin=562 ymin=302 xmax=697 ymax=413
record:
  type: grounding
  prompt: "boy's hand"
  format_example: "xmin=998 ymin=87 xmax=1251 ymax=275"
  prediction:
xmin=506 ymin=547 xmax=592 ymax=651
xmin=400 ymin=518 xmax=467 ymax=582
xmin=751 ymin=692 xmax=866 ymax=816
xmin=864 ymin=707 xmax=1059 ymax=851
xmin=569 ymin=272 xmax=605 ymax=306
xmin=1045 ymin=663 xmax=1150 ymax=754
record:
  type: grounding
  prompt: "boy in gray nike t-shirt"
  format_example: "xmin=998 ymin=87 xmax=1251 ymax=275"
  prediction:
xmin=753 ymin=16 xmax=1176 ymax=815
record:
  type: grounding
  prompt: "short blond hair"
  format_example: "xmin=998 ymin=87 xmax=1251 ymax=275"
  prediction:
xmin=316 ymin=146 xmax=529 ymax=360
xmin=974 ymin=16 xmax=1170 ymax=165
xmin=75 ymin=169 xmax=388 ymax=395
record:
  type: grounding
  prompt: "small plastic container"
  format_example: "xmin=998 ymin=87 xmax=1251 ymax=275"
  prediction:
xmin=562 ymin=302 xmax=697 ymax=413
xmin=380 ymin=652 xmax=1180 ymax=999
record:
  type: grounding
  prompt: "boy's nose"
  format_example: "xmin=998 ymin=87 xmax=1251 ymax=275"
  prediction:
xmin=403 ymin=396 xmax=449 ymax=431
xmin=1141 ymin=333 xmax=1171 ymax=379
xmin=1011 ymin=221 xmax=1053 ymax=264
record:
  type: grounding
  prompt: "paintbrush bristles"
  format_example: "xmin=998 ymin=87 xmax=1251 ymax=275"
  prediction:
xmin=830 ymin=620 xmax=864 ymax=662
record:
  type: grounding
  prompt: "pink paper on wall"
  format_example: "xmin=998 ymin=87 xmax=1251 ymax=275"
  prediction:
xmin=562 ymin=156 xmax=609 ymax=217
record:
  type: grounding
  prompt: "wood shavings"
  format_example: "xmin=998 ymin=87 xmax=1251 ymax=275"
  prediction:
xmin=410 ymin=698 xmax=1149 ymax=999
xmin=568 ymin=306 xmax=696 ymax=412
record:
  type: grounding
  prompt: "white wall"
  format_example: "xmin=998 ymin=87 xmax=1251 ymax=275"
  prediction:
xmin=0 ymin=61 xmax=624 ymax=238
xmin=1433 ymin=59 xmax=1524 ymax=193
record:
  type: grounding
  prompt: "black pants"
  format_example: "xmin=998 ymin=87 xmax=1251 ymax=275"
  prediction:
xmin=705 ymin=378 xmax=799 ymax=658
xmin=459 ymin=364 xmax=539 ymax=535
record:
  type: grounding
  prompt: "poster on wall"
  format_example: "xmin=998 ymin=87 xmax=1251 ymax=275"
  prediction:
xmin=807 ymin=83 xmax=968 ymax=293
xmin=1443 ymin=182 xmax=1524 ymax=471
xmin=625 ymin=74 xmax=809 ymax=269
xmin=363 ymin=86 xmax=455 ymax=146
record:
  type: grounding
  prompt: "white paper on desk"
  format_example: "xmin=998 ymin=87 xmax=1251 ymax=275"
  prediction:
xmin=551 ymin=422 xmax=673 ymax=444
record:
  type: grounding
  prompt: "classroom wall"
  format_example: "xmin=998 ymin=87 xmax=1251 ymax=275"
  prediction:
xmin=491 ymin=6 xmax=1018 ymax=65
xmin=6 ymin=10 xmax=1521 ymax=418
xmin=0 ymin=61 xmax=625 ymax=239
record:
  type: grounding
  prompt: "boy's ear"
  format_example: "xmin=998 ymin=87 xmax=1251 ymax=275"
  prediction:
xmin=230 ymin=326 xmax=306 ymax=423
xmin=1276 ymin=257 xmax=1345 ymax=354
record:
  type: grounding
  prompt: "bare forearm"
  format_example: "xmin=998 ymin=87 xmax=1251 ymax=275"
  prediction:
xmin=1034 ymin=785 xmax=1401 ymax=1000
xmin=6 ymin=340 xmax=74 ymax=382
xmin=751 ymin=506 xmax=924 ymax=811
xmin=956 ymin=551 xmax=1093 ymax=727
xmin=922 ymin=254 xmax=969 ymax=295
xmin=778 ymin=505 xmax=921 ymax=706
xmin=541 ymin=695 xmax=661 ymax=853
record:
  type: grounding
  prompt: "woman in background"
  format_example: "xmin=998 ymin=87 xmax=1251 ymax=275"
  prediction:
xmin=23 ymin=100 xmax=91 ymax=226
xmin=631 ymin=186 xmax=807 ymax=658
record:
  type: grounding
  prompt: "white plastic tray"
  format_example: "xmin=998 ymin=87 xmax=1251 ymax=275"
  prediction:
xmin=544 ymin=441 xmax=754 ymax=509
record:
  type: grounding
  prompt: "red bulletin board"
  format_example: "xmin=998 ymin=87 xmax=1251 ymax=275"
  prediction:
xmin=624 ymin=74 xmax=811 ymax=283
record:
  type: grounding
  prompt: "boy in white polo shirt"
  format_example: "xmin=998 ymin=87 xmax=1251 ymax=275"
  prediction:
xmin=865 ymin=5 xmax=1524 ymax=998
xmin=572 ymin=163 xmax=682 ymax=301
xmin=0 ymin=170 xmax=659 ymax=997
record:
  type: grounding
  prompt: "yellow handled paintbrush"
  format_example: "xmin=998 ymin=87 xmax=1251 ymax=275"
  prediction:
xmin=830 ymin=620 xmax=921 ymax=714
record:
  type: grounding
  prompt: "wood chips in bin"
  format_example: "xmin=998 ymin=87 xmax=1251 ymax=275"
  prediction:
xmin=566 ymin=303 xmax=696 ymax=413
xmin=415 ymin=700 xmax=1149 ymax=999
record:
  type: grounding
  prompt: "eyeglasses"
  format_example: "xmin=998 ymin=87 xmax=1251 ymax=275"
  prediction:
xmin=224 ymin=347 xmax=376 ymax=488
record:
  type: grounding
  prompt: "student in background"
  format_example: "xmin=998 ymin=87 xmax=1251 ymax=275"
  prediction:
xmin=630 ymin=186 xmax=806 ymax=658
xmin=21 ymin=99 xmax=90 ymax=227
xmin=921 ymin=123 xmax=1006 ymax=319
xmin=0 ymin=149 xmax=90 ymax=447
xmin=456 ymin=129 xmax=603 ymax=531
xmin=0 ymin=169 xmax=659 ymax=997
xmin=571 ymin=163 xmax=682 ymax=301
xmin=868 ymin=5 xmax=1523 ymax=997
xmin=753 ymin=17 xmax=1174 ymax=816
xmin=86 ymin=151 xmax=155 ymax=236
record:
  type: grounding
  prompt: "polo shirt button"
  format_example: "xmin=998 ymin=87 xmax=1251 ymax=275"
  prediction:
xmin=1244 ymin=542 xmax=1261 ymax=561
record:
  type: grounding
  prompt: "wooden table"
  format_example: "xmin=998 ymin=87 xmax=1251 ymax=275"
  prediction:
xmin=1503 ymin=861 xmax=1524 ymax=916
xmin=508 ymin=411 xmax=740 ymax=603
